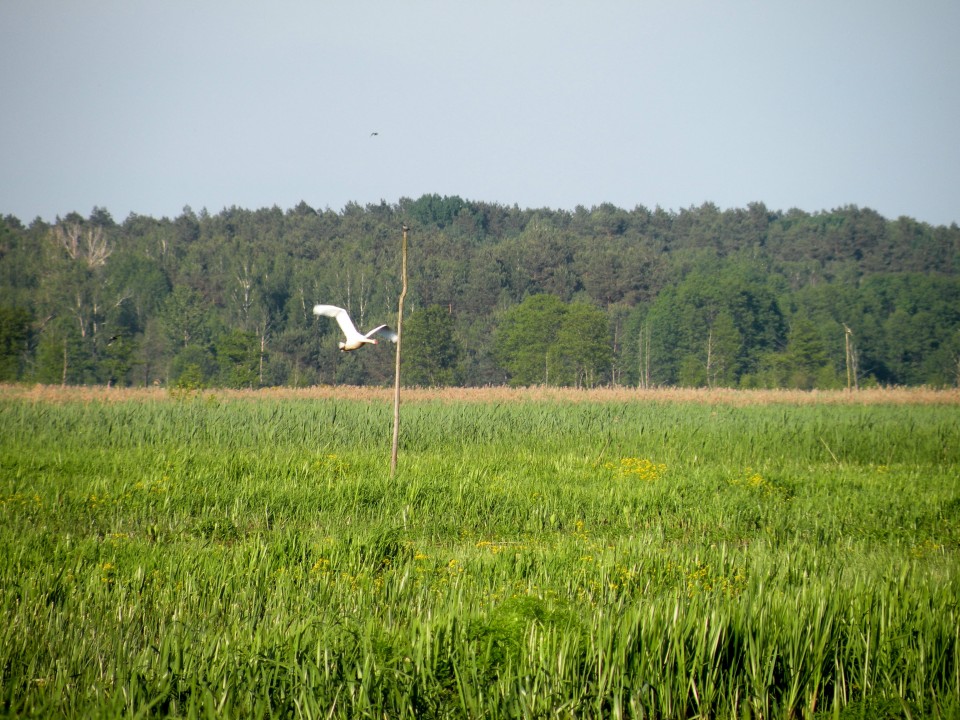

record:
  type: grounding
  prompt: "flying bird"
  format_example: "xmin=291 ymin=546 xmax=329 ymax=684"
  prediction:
xmin=313 ymin=304 xmax=398 ymax=351
xmin=370 ymin=131 xmax=379 ymax=136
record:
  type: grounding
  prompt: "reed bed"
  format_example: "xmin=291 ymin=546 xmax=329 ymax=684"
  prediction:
xmin=1 ymin=390 xmax=958 ymax=718
xmin=2 ymin=382 xmax=959 ymax=406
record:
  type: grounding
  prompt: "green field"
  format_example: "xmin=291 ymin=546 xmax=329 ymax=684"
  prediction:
xmin=1 ymin=388 xmax=958 ymax=718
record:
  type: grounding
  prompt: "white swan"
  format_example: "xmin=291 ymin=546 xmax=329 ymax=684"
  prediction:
xmin=313 ymin=304 xmax=398 ymax=351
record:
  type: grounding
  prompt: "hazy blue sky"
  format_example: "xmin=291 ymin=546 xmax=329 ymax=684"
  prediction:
xmin=2 ymin=1 xmax=958 ymax=226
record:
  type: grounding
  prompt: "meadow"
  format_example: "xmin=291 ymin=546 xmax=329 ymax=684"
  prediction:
xmin=1 ymin=385 xmax=958 ymax=719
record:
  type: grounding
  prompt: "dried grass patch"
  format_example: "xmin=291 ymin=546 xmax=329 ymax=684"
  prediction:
xmin=2 ymin=383 xmax=958 ymax=406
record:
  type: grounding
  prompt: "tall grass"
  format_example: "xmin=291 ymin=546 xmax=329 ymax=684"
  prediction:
xmin=1 ymin=391 xmax=958 ymax=718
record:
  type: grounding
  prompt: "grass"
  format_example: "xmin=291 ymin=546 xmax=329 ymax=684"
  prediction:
xmin=1 ymin=386 xmax=958 ymax=718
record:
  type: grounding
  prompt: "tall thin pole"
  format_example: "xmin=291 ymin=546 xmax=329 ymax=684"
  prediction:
xmin=843 ymin=323 xmax=854 ymax=391
xmin=390 ymin=224 xmax=408 ymax=477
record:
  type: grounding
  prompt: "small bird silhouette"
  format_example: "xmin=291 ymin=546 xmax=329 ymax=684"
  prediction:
xmin=313 ymin=304 xmax=397 ymax=351
xmin=370 ymin=131 xmax=379 ymax=136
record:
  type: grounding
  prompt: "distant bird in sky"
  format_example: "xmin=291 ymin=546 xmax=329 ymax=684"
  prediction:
xmin=313 ymin=304 xmax=397 ymax=351
xmin=370 ymin=131 xmax=378 ymax=136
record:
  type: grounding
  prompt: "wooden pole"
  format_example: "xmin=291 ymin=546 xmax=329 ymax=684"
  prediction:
xmin=390 ymin=224 xmax=408 ymax=477
xmin=844 ymin=325 xmax=851 ymax=391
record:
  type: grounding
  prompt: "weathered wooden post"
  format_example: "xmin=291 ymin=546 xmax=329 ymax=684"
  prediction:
xmin=843 ymin=323 xmax=858 ymax=391
xmin=390 ymin=224 xmax=408 ymax=477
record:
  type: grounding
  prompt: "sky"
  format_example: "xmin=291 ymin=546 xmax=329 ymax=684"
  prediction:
xmin=2 ymin=1 xmax=959 ymax=227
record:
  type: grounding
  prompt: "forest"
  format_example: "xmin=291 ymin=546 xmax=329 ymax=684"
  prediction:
xmin=1 ymin=195 xmax=958 ymax=389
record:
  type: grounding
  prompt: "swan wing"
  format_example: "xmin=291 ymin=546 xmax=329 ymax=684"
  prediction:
xmin=365 ymin=325 xmax=398 ymax=343
xmin=313 ymin=304 xmax=363 ymax=341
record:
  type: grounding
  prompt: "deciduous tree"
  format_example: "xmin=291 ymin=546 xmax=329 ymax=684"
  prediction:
xmin=402 ymin=305 xmax=461 ymax=386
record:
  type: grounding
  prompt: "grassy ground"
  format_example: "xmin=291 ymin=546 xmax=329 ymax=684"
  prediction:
xmin=1 ymin=386 xmax=958 ymax=718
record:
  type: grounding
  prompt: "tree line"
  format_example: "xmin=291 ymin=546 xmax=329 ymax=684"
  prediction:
xmin=1 ymin=196 xmax=958 ymax=389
